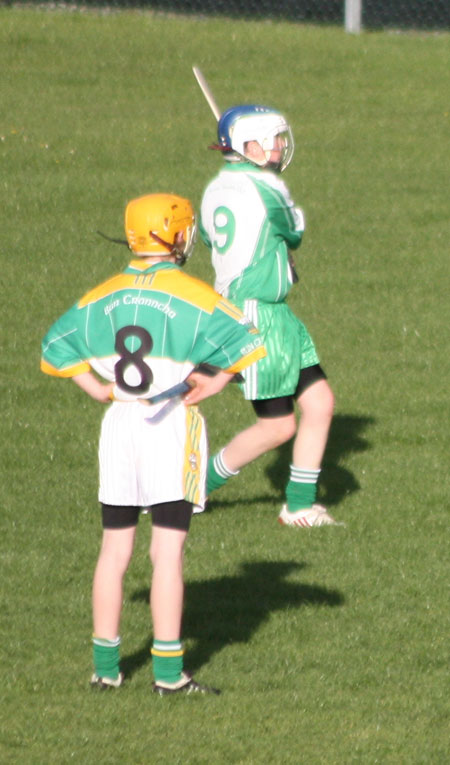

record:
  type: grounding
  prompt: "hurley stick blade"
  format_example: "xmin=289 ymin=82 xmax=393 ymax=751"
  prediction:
xmin=192 ymin=66 xmax=221 ymax=121
xmin=140 ymin=380 xmax=191 ymax=405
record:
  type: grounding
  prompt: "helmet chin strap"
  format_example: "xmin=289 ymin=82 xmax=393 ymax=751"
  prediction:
xmin=149 ymin=231 xmax=187 ymax=265
xmin=149 ymin=231 xmax=175 ymax=252
xmin=264 ymin=160 xmax=282 ymax=172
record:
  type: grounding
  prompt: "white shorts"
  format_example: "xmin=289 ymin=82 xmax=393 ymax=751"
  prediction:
xmin=98 ymin=400 xmax=207 ymax=509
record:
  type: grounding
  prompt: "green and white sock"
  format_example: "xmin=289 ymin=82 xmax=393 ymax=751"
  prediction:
xmin=151 ymin=640 xmax=184 ymax=684
xmin=286 ymin=466 xmax=321 ymax=512
xmin=92 ymin=635 xmax=121 ymax=680
xmin=206 ymin=449 xmax=240 ymax=495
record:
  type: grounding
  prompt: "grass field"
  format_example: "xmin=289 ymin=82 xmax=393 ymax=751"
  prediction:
xmin=1 ymin=5 xmax=449 ymax=763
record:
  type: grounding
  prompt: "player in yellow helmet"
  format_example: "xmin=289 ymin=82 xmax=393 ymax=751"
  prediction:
xmin=41 ymin=192 xmax=265 ymax=694
xmin=125 ymin=193 xmax=196 ymax=263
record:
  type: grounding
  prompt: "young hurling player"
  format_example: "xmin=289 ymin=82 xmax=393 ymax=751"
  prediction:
xmin=41 ymin=193 xmax=266 ymax=694
xmin=200 ymin=105 xmax=338 ymax=528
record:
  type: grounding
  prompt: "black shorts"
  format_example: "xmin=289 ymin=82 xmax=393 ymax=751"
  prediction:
xmin=251 ymin=363 xmax=327 ymax=418
xmin=101 ymin=500 xmax=193 ymax=532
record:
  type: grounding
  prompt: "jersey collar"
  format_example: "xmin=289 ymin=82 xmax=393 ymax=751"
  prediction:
xmin=126 ymin=259 xmax=178 ymax=275
xmin=223 ymin=161 xmax=263 ymax=173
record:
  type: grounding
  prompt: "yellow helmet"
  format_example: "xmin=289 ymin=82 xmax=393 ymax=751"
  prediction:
xmin=125 ymin=193 xmax=196 ymax=264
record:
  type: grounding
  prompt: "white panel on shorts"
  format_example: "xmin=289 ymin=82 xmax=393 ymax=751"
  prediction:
xmin=98 ymin=401 xmax=207 ymax=509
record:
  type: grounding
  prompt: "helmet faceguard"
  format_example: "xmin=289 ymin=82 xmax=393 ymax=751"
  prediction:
xmin=125 ymin=193 xmax=196 ymax=265
xmin=216 ymin=105 xmax=294 ymax=172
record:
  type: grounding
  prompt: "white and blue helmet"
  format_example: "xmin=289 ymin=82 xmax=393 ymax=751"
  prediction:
xmin=216 ymin=104 xmax=294 ymax=172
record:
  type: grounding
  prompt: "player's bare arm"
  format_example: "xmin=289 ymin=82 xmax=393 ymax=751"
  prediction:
xmin=72 ymin=371 xmax=114 ymax=403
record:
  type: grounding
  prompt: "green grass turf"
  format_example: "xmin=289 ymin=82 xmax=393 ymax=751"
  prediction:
xmin=1 ymin=5 xmax=449 ymax=763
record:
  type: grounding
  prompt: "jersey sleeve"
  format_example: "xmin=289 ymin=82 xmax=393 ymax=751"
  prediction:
xmin=195 ymin=296 xmax=266 ymax=374
xmin=40 ymin=303 xmax=92 ymax=377
xmin=252 ymin=176 xmax=304 ymax=250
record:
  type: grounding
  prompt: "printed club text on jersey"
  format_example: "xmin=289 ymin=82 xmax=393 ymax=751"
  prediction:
xmin=104 ymin=294 xmax=177 ymax=320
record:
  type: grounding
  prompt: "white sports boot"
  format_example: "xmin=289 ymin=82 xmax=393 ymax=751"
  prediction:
xmin=278 ymin=504 xmax=342 ymax=528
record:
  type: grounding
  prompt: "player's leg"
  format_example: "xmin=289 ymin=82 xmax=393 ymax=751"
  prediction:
xmin=93 ymin=527 xmax=137 ymax=639
xmin=207 ymin=301 xmax=300 ymax=496
xmin=150 ymin=527 xmax=187 ymax=639
xmin=293 ymin=377 xmax=334 ymax=468
xmin=149 ymin=501 xmax=220 ymax=695
xmin=149 ymin=500 xmax=190 ymax=690
xmin=280 ymin=365 xmax=337 ymax=527
xmin=91 ymin=505 xmax=139 ymax=687
xmin=207 ymin=407 xmax=296 ymax=494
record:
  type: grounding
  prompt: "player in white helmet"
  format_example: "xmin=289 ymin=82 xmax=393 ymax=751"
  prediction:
xmin=41 ymin=193 xmax=265 ymax=694
xmin=200 ymin=105 xmax=338 ymax=528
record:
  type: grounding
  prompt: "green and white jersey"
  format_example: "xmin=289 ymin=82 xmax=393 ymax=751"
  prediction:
xmin=41 ymin=259 xmax=265 ymax=401
xmin=200 ymin=162 xmax=304 ymax=304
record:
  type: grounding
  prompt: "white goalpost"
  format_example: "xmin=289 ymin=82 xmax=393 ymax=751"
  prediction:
xmin=345 ymin=0 xmax=362 ymax=33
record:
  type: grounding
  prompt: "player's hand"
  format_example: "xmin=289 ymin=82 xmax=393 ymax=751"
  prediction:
xmin=99 ymin=382 xmax=115 ymax=403
xmin=183 ymin=370 xmax=234 ymax=405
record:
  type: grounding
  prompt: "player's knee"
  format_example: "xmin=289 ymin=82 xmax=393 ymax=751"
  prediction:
xmin=279 ymin=417 xmax=298 ymax=443
xmin=98 ymin=526 xmax=135 ymax=573
xmin=150 ymin=523 xmax=188 ymax=568
xmin=298 ymin=380 xmax=335 ymax=422
xmin=99 ymin=543 xmax=133 ymax=576
xmin=257 ymin=414 xmax=297 ymax=447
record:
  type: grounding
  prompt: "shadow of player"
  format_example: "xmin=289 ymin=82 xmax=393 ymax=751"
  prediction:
xmin=122 ymin=560 xmax=344 ymax=678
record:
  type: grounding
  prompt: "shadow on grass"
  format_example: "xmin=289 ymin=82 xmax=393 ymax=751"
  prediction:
xmin=123 ymin=560 xmax=344 ymax=677
xmin=206 ymin=413 xmax=375 ymax=512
